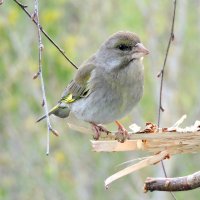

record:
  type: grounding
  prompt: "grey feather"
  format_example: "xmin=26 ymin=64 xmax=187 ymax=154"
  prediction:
xmin=37 ymin=31 xmax=148 ymax=124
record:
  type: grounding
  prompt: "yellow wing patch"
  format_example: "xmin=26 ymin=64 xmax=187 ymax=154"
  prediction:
xmin=62 ymin=93 xmax=75 ymax=103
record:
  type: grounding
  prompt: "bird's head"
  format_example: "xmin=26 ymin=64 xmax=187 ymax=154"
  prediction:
xmin=97 ymin=31 xmax=149 ymax=71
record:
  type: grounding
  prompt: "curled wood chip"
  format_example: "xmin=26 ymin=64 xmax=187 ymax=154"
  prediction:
xmin=116 ymin=156 xmax=150 ymax=167
xmin=172 ymin=114 xmax=187 ymax=128
xmin=168 ymin=115 xmax=187 ymax=131
xmin=129 ymin=123 xmax=141 ymax=133
xmin=141 ymin=122 xmax=158 ymax=133
xmin=194 ymin=121 xmax=200 ymax=129
xmin=105 ymin=150 xmax=169 ymax=188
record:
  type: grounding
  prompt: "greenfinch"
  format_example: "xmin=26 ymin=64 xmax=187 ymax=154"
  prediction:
xmin=37 ymin=31 xmax=149 ymax=141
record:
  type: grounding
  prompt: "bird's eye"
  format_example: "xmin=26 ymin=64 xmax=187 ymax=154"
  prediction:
xmin=117 ymin=44 xmax=132 ymax=51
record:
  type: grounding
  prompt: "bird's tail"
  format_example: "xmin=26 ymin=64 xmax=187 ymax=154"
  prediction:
xmin=36 ymin=104 xmax=59 ymax=123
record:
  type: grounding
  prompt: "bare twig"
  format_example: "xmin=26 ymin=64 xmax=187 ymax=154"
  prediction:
xmin=144 ymin=171 xmax=200 ymax=192
xmin=12 ymin=0 xmax=78 ymax=69
xmin=157 ymin=1 xmax=177 ymax=197
xmin=33 ymin=0 xmax=55 ymax=155
xmin=157 ymin=0 xmax=177 ymax=127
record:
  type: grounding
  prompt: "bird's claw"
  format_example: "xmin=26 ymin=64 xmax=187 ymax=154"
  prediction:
xmin=115 ymin=129 xmax=129 ymax=143
xmin=115 ymin=121 xmax=129 ymax=143
xmin=91 ymin=123 xmax=110 ymax=140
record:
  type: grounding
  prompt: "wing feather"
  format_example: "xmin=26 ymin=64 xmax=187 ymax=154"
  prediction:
xmin=59 ymin=57 xmax=96 ymax=104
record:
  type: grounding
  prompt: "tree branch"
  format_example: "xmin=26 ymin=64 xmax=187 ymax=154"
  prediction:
xmin=33 ymin=0 xmax=59 ymax=155
xmin=157 ymin=0 xmax=177 ymax=127
xmin=144 ymin=171 xmax=200 ymax=192
xmin=12 ymin=0 xmax=78 ymax=69
xmin=157 ymin=2 xmax=177 ymax=198
xmin=33 ymin=0 xmax=51 ymax=155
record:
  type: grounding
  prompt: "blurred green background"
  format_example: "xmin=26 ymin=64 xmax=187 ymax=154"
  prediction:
xmin=1 ymin=0 xmax=200 ymax=199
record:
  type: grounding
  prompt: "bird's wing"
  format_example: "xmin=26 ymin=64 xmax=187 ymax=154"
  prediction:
xmin=59 ymin=58 xmax=96 ymax=104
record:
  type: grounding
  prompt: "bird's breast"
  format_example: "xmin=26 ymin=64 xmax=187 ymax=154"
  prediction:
xmin=71 ymin=60 xmax=144 ymax=124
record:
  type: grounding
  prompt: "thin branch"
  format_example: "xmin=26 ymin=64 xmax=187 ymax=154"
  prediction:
xmin=13 ymin=0 xmax=78 ymax=69
xmin=33 ymin=0 xmax=53 ymax=155
xmin=157 ymin=1 xmax=177 ymax=198
xmin=144 ymin=171 xmax=200 ymax=192
xmin=157 ymin=0 xmax=177 ymax=126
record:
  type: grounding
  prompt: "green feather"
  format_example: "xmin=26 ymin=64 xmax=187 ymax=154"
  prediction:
xmin=36 ymin=104 xmax=59 ymax=122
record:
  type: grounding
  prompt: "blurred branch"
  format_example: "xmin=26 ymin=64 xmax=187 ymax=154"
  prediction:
xmin=13 ymin=0 xmax=78 ymax=69
xmin=144 ymin=171 xmax=200 ymax=192
xmin=0 ymin=0 xmax=3 ymax=5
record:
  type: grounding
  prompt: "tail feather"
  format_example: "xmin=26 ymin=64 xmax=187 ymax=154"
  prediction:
xmin=36 ymin=105 xmax=59 ymax=123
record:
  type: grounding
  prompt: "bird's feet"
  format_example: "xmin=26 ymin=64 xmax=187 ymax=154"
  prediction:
xmin=115 ymin=121 xmax=129 ymax=143
xmin=91 ymin=123 xmax=110 ymax=140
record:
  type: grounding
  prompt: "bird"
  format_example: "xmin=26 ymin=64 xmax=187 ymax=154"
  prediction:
xmin=37 ymin=31 xmax=149 ymax=142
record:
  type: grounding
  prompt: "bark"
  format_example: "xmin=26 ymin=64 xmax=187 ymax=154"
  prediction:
xmin=144 ymin=171 xmax=200 ymax=192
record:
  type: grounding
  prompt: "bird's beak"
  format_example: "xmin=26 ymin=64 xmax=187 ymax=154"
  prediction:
xmin=135 ymin=43 xmax=149 ymax=55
